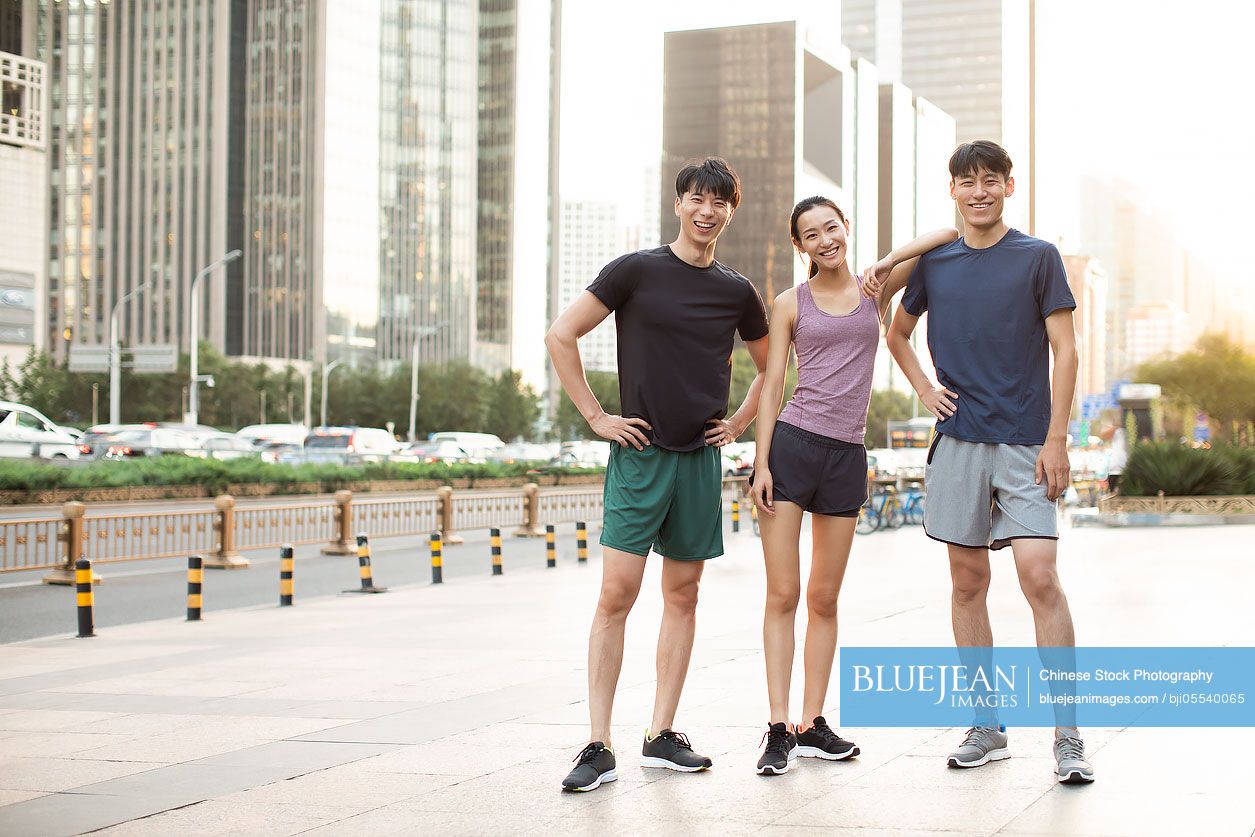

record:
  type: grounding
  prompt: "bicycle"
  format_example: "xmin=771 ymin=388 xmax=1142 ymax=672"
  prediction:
xmin=901 ymin=482 xmax=925 ymax=525
xmin=856 ymin=485 xmax=904 ymax=534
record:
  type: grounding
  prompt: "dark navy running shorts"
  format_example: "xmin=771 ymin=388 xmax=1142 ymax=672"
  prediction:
xmin=750 ymin=421 xmax=868 ymax=517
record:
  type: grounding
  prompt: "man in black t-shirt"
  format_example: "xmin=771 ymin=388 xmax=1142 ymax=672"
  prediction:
xmin=546 ymin=158 xmax=769 ymax=791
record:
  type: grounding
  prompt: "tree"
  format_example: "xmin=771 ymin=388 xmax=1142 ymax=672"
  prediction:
xmin=865 ymin=389 xmax=919 ymax=448
xmin=485 ymin=370 xmax=541 ymax=441
xmin=554 ymin=370 xmax=620 ymax=440
xmin=1136 ymin=334 xmax=1255 ymax=443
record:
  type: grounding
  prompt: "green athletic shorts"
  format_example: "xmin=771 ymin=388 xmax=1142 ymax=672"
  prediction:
xmin=600 ymin=443 xmax=723 ymax=561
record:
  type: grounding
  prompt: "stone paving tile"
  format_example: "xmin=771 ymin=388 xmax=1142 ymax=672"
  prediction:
xmin=188 ymin=739 xmax=396 ymax=770
xmin=0 ymin=755 xmax=167 ymax=793
xmin=0 ymin=709 xmax=123 ymax=732
xmin=92 ymin=800 xmax=367 ymax=837
xmin=301 ymin=806 xmax=556 ymax=837
xmin=776 ymin=784 xmax=1050 ymax=832
xmin=0 ymin=788 xmax=47 ymax=806
xmin=0 ymin=791 xmax=180 ymax=837
xmin=999 ymin=786 xmax=1255 ymax=836
xmin=0 ymin=730 xmax=135 ymax=758
xmin=280 ymin=699 xmax=428 ymax=720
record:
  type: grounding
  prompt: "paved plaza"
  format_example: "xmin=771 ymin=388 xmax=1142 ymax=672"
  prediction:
xmin=0 ymin=520 xmax=1253 ymax=836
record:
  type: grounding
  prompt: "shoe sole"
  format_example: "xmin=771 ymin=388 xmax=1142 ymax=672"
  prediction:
xmin=563 ymin=769 xmax=617 ymax=792
xmin=640 ymin=756 xmax=711 ymax=772
xmin=1057 ymin=768 xmax=1094 ymax=784
xmin=796 ymin=744 xmax=859 ymax=761
xmin=756 ymin=746 xmax=799 ymax=775
xmin=947 ymin=747 xmax=1011 ymax=768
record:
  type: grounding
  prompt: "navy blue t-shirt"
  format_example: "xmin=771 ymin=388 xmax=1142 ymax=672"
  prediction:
xmin=902 ymin=229 xmax=1076 ymax=445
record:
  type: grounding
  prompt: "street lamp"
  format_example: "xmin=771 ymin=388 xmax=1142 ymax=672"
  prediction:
xmin=187 ymin=249 xmax=243 ymax=424
xmin=409 ymin=321 xmax=449 ymax=442
xmin=109 ymin=281 xmax=153 ymax=426
xmin=320 ymin=359 xmax=343 ymax=429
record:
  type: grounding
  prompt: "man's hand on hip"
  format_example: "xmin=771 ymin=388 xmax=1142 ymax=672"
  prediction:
xmin=589 ymin=412 xmax=651 ymax=450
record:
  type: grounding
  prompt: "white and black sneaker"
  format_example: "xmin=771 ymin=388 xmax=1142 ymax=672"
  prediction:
xmin=641 ymin=729 xmax=712 ymax=772
xmin=756 ymin=722 xmax=798 ymax=775
xmin=796 ymin=716 xmax=860 ymax=760
xmin=562 ymin=741 xmax=617 ymax=792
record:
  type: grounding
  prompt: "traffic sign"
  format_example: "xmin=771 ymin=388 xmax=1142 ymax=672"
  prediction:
xmin=127 ymin=344 xmax=178 ymax=373
xmin=68 ymin=345 xmax=111 ymax=373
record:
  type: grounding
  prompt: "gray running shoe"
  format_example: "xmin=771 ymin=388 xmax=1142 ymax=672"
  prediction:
xmin=947 ymin=726 xmax=1010 ymax=768
xmin=1054 ymin=730 xmax=1095 ymax=784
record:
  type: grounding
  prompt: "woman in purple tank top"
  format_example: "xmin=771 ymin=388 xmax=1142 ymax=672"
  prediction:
xmin=749 ymin=196 xmax=958 ymax=773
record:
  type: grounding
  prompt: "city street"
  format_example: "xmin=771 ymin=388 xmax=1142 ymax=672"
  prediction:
xmin=0 ymin=519 xmax=1252 ymax=835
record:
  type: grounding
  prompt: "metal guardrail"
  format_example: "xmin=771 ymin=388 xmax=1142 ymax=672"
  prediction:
xmin=1 ymin=478 xmax=744 ymax=583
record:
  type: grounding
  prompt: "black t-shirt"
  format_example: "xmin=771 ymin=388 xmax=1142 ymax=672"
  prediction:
xmin=586 ymin=245 xmax=769 ymax=451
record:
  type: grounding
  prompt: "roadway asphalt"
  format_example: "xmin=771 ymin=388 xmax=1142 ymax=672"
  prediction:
xmin=0 ymin=522 xmax=609 ymax=644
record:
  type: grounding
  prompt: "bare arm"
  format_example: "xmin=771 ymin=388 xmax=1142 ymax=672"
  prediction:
xmin=749 ymin=290 xmax=797 ymax=516
xmin=544 ymin=291 xmax=651 ymax=449
xmin=1037 ymin=308 xmax=1079 ymax=500
xmin=885 ymin=304 xmax=957 ymax=421
xmin=861 ymin=227 xmax=960 ymax=302
xmin=707 ymin=334 xmax=769 ymax=446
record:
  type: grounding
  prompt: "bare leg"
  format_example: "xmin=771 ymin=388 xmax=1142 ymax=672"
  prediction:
xmin=799 ymin=513 xmax=856 ymax=728
xmin=1010 ymin=539 xmax=1078 ymax=731
xmin=588 ymin=547 xmax=647 ymax=749
xmin=758 ymin=501 xmax=804 ymax=725
xmin=949 ymin=544 xmax=993 ymax=648
xmin=648 ymin=556 xmax=706 ymax=734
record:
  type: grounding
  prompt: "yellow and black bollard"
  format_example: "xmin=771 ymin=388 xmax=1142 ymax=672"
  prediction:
xmin=186 ymin=555 xmax=203 ymax=621
xmin=279 ymin=544 xmax=294 ymax=606
xmin=345 ymin=533 xmax=388 ymax=593
xmin=490 ymin=527 xmax=503 ymax=576
xmin=576 ymin=521 xmax=588 ymax=563
xmin=430 ymin=531 xmax=443 ymax=584
xmin=731 ymin=498 xmax=741 ymax=533
xmin=545 ymin=524 xmax=556 ymax=568
xmin=75 ymin=558 xmax=95 ymax=638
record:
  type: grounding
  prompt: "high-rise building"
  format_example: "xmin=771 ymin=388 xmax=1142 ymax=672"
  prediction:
xmin=1063 ymin=254 xmax=1107 ymax=398
xmin=30 ymin=0 xmax=246 ymax=364
xmin=661 ymin=21 xmax=883 ymax=304
xmin=1124 ymin=302 xmax=1191 ymax=371
xmin=0 ymin=48 xmax=47 ymax=367
xmin=844 ymin=0 xmax=1032 ymax=229
xmin=557 ymin=199 xmax=619 ymax=373
xmin=477 ymin=0 xmax=560 ymax=392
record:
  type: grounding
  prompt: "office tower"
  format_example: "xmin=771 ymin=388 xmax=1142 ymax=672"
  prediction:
xmin=1124 ymin=302 xmax=1191 ymax=371
xmin=661 ymin=21 xmax=883 ymax=303
xmin=1063 ymin=254 xmax=1107 ymax=398
xmin=558 ymin=199 xmax=619 ymax=373
xmin=0 ymin=47 xmax=47 ymax=367
xmin=844 ymin=0 xmax=1032 ymax=229
xmin=478 ymin=0 xmax=560 ymax=392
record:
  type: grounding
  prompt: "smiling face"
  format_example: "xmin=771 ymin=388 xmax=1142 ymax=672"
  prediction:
xmin=950 ymin=166 xmax=1015 ymax=230
xmin=792 ymin=204 xmax=850 ymax=273
xmin=674 ymin=189 xmax=733 ymax=248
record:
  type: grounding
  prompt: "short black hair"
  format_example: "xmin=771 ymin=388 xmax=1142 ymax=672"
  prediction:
xmin=949 ymin=140 xmax=1013 ymax=180
xmin=674 ymin=157 xmax=741 ymax=209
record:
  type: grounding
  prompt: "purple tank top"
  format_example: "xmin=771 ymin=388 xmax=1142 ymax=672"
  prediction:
xmin=777 ymin=278 xmax=880 ymax=444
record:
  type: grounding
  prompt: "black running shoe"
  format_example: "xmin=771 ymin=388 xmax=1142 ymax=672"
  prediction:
xmin=641 ymin=729 xmax=712 ymax=772
xmin=562 ymin=741 xmax=617 ymax=792
xmin=795 ymin=716 xmax=859 ymax=760
xmin=756 ymin=722 xmax=798 ymax=775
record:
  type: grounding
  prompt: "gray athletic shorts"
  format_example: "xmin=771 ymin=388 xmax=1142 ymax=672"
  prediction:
xmin=923 ymin=433 xmax=1058 ymax=551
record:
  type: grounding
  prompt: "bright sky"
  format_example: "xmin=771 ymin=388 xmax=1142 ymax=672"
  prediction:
xmin=558 ymin=1 xmax=1255 ymax=303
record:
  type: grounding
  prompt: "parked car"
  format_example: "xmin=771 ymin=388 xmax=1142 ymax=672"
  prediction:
xmin=303 ymin=426 xmax=398 ymax=463
xmin=552 ymin=440 xmax=611 ymax=469
xmin=400 ymin=440 xmax=479 ymax=464
xmin=257 ymin=441 xmax=305 ymax=465
xmin=237 ymin=423 xmax=309 ymax=448
xmin=157 ymin=423 xmax=222 ymax=446
xmin=99 ymin=427 xmax=201 ymax=459
xmin=488 ymin=442 xmax=556 ymax=464
xmin=720 ymin=442 xmax=754 ymax=477
xmin=0 ymin=401 xmax=81 ymax=459
xmin=428 ymin=431 xmax=505 ymax=458
xmin=196 ymin=432 xmax=261 ymax=461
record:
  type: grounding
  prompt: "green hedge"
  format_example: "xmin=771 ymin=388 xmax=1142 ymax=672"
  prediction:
xmin=1121 ymin=443 xmax=1255 ymax=497
xmin=0 ymin=457 xmax=604 ymax=495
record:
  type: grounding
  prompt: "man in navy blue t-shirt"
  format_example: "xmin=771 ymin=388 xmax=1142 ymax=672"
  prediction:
xmin=887 ymin=141 xmax=1094 ymax=785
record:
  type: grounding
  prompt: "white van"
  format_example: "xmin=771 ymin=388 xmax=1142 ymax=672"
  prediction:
xmin=236 ymin=423 xmax=309 ymax=448
xmin=428 ymin=431 xmax=505 ymax=458
xmin=0 ymin=401 xmax=81 ymax=459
